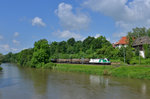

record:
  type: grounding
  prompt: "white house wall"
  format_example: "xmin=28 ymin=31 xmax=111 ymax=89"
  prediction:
xmin=115 ymin=44 xmax=128 ymax=49
xmin=140 ymin=51 xmax=145 ymax=58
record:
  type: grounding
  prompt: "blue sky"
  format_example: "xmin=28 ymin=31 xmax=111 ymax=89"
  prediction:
xmin=0 ymin=0 xmax=150 ymax=54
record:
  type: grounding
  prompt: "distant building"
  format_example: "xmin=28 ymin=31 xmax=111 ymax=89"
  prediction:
xmin=114 ymin=37 xmax=128 ymax=48
xmin=132 ymin=36 xmax=150 ymax=58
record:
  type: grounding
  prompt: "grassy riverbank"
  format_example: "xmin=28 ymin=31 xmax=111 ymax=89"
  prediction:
xmin=53 ymin=64 xmax=150 ymax=79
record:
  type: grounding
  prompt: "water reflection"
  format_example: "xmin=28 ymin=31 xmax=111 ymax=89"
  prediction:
xmin=141 ymin=83 xmax=147 ymax=95
xmin=17 ymin=67 xmax=49 ymax=99
xmin=0 ymin=63 xmax=150 ymax=99
xmin=90 ymin=75 xmax=109 ymax=88
xmin=0 ymin=78 xmax=18 ymax=88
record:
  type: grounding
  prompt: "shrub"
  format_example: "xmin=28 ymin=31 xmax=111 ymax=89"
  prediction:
xmin=43 ymin=62 xmax=57 ymax=69
xmin=130 ymin=57 xmax=139 ymax=64
xmin=141 ymin=59 xmax=150 ymax=64
xmin=130 ymin=57 xmax=150 ymax=65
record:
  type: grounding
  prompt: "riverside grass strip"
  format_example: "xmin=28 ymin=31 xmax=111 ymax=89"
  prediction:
xmin=53 ymin=64 xmax=150 ymax=80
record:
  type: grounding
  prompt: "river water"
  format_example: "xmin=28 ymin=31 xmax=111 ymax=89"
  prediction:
xmin=0 ymin=63 xmax=150 ymax=99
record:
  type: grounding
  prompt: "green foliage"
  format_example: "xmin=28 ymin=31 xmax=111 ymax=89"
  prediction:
xmin=17 ymin=48 xmax=33 ymax=66
xmin=83 ymin=36 xmax=95 ymax=51
xmin=3 ymin=52 xmax=13 ymax=62
xmin=43 ymin=62 xmax=57 ymax=69
xmin=96 ymin=45 xmax=117 ymax=58
xmin=143 ymin=44 xmax=150 ymax=58
xmin=125 ymin=47 xmax=134 ymax=64
xmin=130 ymin=57 xmax=139 ymax=65
xmin=135 ymin=48 xmax=139 ymax=56
xmin=91 ymin=36 xmax=111 ymax=50
xmin=55 ymin=64 xmax=150 ymax=79
xmin=73 ymin=41 xmax=82 ymax=53
xmin=111 ymin=66 xmax=150 ymax=79
xmin=31 ymin=39 xmax=50 ymax=67
xmin=128 ymin=27 xmax=148 ymax=38
xmin=0 ymin=53 xmax=4 ymax=64
xmin=118 ymin=46 xmax=134 ymax=64
xmin=57 ymin=41 xmax=67 ymax=53
xmin=130 ymin=57 xmax=150 ymax=65
xmin=49 ymin=41 xmax=58 ymax=56
xmin=67 ymin=38 xmax=75 ymax=46
xmin=4 ymin=31 xmax=150 ymax=67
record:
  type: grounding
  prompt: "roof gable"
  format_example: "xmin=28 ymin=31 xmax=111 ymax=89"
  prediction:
xmin=133 ymin=36 xmax=150 ymax=46
xmin=115 ymin=37 xmax=128 ymax=45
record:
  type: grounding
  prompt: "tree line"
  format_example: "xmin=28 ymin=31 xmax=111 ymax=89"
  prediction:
xmin=1 ymin=27 xmax=150 ymax=67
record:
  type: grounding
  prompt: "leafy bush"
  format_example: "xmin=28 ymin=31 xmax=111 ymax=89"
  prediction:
xmin=144 ymin=44 xmax=150 ymax=58
xmin=141 ymin=59 xmax=150 ymax=64
xmin=130 ymin=57 xmax=150 ymax=65
xmin=42 ymin=62 xmax=57 ymax=69
xmin=130 ymin=57 xmax=139 ymax=64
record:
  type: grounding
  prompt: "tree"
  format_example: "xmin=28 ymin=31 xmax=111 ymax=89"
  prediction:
xmin=57 ymin=41 xmax=67 ymax=54
xmin=96 ymin=45 xmax=117 ymax=59
xmin=144 ymin=44 xmax=150 ymax=58
xmin=31 ymin=39 xmax=50 ymax=67
xmin=3 ymin=52 xmax=13 ymax=62
xmin=91 ymin=36 xmax=111 ymax=50
xmin=128 ymin=27 xmax=147 ymax=38
xmin=67 ymin=38 xmax=75 ymax=46
xmin=73 ymin=41 xmax=83 ymax=53
xmin=125 ymin=47 xmax=134 ymax=64
xmin=83 ymin=36 xmax=95 ymax=51
xmin=0 ymin=53 xmax=4 ymax=65
xmin=17 ymin=48 xmax=33 ymax=66
xmin=49 ymin=41 xmax=58 ymax=56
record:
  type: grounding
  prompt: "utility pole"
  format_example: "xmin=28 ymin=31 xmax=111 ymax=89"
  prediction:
xmin=124 ymin=46 xmax=126 ymax=63
xmin=138 ymin=32 xmax=141 ymax=64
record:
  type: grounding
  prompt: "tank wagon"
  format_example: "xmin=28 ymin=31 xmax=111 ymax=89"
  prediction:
xmin=51 ymin=58 xmax=111 ymax=65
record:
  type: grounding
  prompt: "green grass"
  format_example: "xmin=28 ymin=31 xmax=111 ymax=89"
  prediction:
xmin=54 ymin=64 xmax=111 ymax=75
xmin=53 ymin=64 xmax=150 ymax=80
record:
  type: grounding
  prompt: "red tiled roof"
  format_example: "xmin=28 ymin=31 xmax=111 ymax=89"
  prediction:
xmin=115 ymin=37 xmax=128 ymax=45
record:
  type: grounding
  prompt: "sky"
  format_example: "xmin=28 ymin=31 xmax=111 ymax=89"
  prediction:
xmin=1 ymin=0 xmax=150 ymax=54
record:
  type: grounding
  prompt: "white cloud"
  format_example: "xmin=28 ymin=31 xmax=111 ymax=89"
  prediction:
xmin=13 ymin=40 xmax=20 ymax=45
xmin=113 ymin=32 xmax=126 ymax=38
xmin=54 ymin=30 xmax=83 ymax=40
xmin=0 ymin=44 xmax=10 ymax=51
xmin=107 ymin=37 xmax=110 ymax=41
xmin=14 ymin=32 xmax=19 ymax=37
xmin=83 ymin=0 xmax=150 ymax=36
xmin=0 ymin=35 xmax=3 ymax=40
xmin=83 ymin=0 xmax=126 ymax=17
xmin=11 ymin=48 xmax=18 ymax=52
xmin=0 ymin=44 xmax=18 ymax=53
xmin=95 ymin=34 xmax=101 ymax=38
xmin=32 ymin=17 xmax=46 ymax=27
xmin=55 ymin=2 xmax=90 ymax=30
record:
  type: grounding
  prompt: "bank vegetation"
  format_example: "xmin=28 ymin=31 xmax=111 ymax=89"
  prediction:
xmin=0 ymin=27 xmax=150 ymax=78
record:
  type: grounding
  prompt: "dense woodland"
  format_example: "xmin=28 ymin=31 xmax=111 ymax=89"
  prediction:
xmin=1 ymin=27 xmax=150 ymax=68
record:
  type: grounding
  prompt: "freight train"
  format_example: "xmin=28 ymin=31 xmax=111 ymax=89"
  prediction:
xmin=51 ymin=58 xmax=111 ymax=65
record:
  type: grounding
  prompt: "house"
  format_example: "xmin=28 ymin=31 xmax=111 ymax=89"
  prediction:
xmin=114 ymin=37 xmax=128 ymax=48
xmin=132 ymin=36 xmax=150 ymax=58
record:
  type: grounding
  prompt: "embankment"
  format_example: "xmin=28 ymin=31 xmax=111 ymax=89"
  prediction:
xmin=53 ymin=64 xmax=150 ymax=79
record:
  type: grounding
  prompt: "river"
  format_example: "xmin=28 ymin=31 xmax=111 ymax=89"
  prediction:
xmin=0 ymin=63 xmax=150 ymax=99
